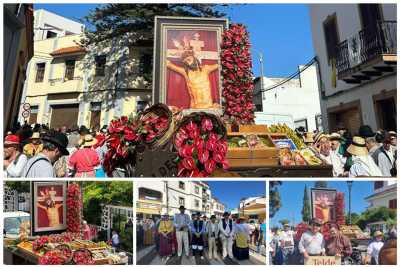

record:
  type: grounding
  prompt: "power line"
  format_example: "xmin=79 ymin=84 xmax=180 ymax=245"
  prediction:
xmin=254 ymin=56 xmax=317 ymax=96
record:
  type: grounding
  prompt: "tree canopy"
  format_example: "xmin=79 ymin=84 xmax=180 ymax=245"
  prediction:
xmin=301 ymin=185 xmax=311 ymax=223
xmin=269 ymin=181 xmax=282 ymax=218
xmin=82 ymin=4 xmax=227 ymax=45
xmin=82 ymin=181 xmax=133 ymax=206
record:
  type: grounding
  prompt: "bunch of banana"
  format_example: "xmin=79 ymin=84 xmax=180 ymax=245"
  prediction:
xmin=268 ymin=123 xmax=305 ymax=149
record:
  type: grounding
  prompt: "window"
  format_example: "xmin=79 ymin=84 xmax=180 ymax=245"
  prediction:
xmin=64 ymin=60 xmax=75 ymax=80
xmin=195 ymin=186 xmax=200 ymax=194
xmin=28 ymin=105 xmax=39 ymax=125
xmin=323 ymin=14 xmax=340 ymax=61
xmin=179 ymin=182 xmax=185 ymax=190
xmin=374 ymin=181 xmax=384 ymax=190
xmin=46 ymin=31 xmax=57 ymax=39
xmin=35 ymin=63 xmax=45 ymax=83
xmin=139 ymin=52 xmax=152 ymax=74
xmin=195 ymin=200 xmax=200 ymax=208
xmin=138 ymin=188 xmax=162 ymax=201
xmin=95 ymin=55 xmax=106 ymax=76
xmin=294 ymin=119 xmax=308 ymax=132
xmin=315 ymin=114 xmax=323 ymax=132
xmin=389 ymin=199 xmax=397 ymax=209
xmin=179 ymin=197 xmax=185 ymax=206
xmin=359 ymin=4 xmax=382 ymax=30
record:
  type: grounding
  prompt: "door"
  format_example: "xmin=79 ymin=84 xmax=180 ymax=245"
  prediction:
xmin=90 ymin=111 xmax=101 ymax=129
xmin=375 ymin=97 xmax=396 ymax=131
xmin=328 ymin=106 xmax=362 ymax=135
xmin=50 ymin=104 xmax=79 ymax=129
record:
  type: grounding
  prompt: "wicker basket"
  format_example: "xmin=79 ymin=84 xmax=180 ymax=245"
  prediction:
xmin=139 ymin=103 xmax=175 ymax=149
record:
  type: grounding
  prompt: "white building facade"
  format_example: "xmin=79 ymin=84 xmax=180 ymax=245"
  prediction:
xmin=135 ymin=181 xmax=219 ymax=219
xmin=309 ymin=4 xmax=396 ymax=135
xmin=365 ymin=181 xmax=397 ymax=209
xmin=253 ymin=64 xmax=322 ymax=132
xmin=33 ymin=9 xmax=84 ymax=41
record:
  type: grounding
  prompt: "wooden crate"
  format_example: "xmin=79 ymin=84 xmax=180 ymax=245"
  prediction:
xmin=227 ymin=133 xmax=279 ymax=167
xmin=239 ymin=124 xmax=269 ymax=133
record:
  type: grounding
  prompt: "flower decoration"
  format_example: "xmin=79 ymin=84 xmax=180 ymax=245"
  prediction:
xmin=66 ymin=183 xmax=82 ymax=234
xmin=174 ymin=114 xmax=228 ymax=177
xmin=221 ymin=24 xmax=255 ymax=124
xmin=32 ymin=236 xmax=49 ymax=251
xmin=39 ymin=250 xmax=66 ymax=265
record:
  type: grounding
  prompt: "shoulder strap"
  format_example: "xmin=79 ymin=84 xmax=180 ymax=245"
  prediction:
xmin=380 ymin=147 xmax=394 ymax=166
xmin=25 ymin=157 xmax=50 ymax=176
xmin=13 ymin=153 xmax=22 ymax=165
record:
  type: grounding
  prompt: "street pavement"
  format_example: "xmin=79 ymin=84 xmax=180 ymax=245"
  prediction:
xmin=137 ymin=245 xmax=266 ymax=265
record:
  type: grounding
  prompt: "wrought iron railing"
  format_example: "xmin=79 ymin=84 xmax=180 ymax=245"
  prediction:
xmin=336 ymin=21 xmax=397 ymax=76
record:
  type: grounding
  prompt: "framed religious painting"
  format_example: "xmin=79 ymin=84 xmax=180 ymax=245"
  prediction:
xmin=153 ymin=16 xmax=228 ymax=114
xmin=310 ymin=188 xmax=337 ymax=224
xmin=31 ymin=181 xmax=67 ymax=235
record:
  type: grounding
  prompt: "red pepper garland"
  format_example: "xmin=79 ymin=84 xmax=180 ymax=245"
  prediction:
xmin=66 ymin=183 xmax=82 ymax=234
xmin=104 ymin=112 xmax=169 ymax=176
xmin=221 ymin=24 xmax=255 ymax=124
xmin=174 ymin=115 xmax=228 ymax=177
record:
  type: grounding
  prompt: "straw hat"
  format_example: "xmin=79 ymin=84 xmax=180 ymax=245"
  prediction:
xmin=304 ymin=132 xmax=314 ymax=143
xmin=347 ymin=136 xmax=368 ymax=156
xmin=329 ymin=132 xmax=343 ymax=141
xmin=314 ymin=132 xmax=330 ymax=143
xmin=373 ymin=230 xmax=383 ymax=237
xmin=80 ymin=134 xmax=97 ymax=147
xmin=31 ymin=132 xmax=40 ymax=139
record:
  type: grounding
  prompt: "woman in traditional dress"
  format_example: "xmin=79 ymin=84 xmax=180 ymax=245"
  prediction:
xmin=233 ymin=216 xmax=250 ymax=261
xmin=158 ymin=214 xmax=174 ymax=262
xmin=143 ymin=218 xmax=155 ymax=246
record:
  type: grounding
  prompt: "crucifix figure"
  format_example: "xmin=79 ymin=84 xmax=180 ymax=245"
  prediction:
xmin=167 ymin=33 xmax=220 ymax=109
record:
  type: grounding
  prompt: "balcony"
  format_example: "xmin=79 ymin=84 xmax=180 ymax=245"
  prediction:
xmin=336 ymin=21 xmax=396 ymax=84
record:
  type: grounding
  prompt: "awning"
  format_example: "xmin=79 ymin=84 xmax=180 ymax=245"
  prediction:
xmin=50 ymin=46 xmax=86 ymax=57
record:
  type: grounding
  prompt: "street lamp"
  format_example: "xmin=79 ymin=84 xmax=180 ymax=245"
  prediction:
xmin=346 ymin=181 xmax=353 ymax=225
xmin=253 ymin=49 xmax=265 ymax=100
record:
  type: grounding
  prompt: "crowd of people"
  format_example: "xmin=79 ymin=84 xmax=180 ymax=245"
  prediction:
xmin=137 ymin=205 xmax=266 ymax=263
xmin=298 ymin=125 xmax=397 ymax=177
xmin=270 ymin=219 xmax=397 ymax=265
xmin=4 ymin=124 xmax=108 ymax=177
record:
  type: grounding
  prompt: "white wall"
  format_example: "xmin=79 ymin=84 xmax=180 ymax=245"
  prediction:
xmin=255 ymin=64 xmax=321 ymax=131
xmin=309 ymin=4 xmax=397 ymax=131
xmin=34 ymin=9 xmax=84 ymax=41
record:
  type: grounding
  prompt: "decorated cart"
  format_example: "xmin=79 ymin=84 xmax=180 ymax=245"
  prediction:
xmin=3 ymin=182 xmax=130 ymax=265
xmin=98 ymin=18 xmax=332 ymax=178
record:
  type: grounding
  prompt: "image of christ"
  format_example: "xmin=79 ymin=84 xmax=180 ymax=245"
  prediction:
xmin=36 ymin=185 xmax=64 ymax=228
xmin=312 ymin=191 xmax=336 ymax=223
xmin=165 ymin=30 xmax=221 ymax=109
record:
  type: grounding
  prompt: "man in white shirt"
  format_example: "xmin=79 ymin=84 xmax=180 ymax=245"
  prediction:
xmin=366 ymin=231 xmax=384 ymax=265
xmin=4 ymin=135 xmax=28 ymax=177
xmin=218 ymin=212 xmax=234 ymax=259
xmin=206 ymin=215 xmax=219 ymax=260
xmin=298 ymin=219 xmax=325 ymax=262
xmin=173 ymin=206 xmax=191 ymax=258
xmin=278 ymin=224 xmax=295 ymax=264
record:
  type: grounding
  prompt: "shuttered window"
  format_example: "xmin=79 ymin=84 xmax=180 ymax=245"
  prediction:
xmin=50 ymin=104 xmax=79 ymax=129
xmin=65 ymin=60 xmax=75 ymax=80
xmin=323 ymin=14 xmax=340 ymax=60
xmin=35 ymin=63 xmax=45 ymax=83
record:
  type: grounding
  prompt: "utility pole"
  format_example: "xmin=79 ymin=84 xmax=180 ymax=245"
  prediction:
xmin=253 ymin=49 xmax=265 ymax=100
xmin=347 ymin=181 xmax=353 ymax=225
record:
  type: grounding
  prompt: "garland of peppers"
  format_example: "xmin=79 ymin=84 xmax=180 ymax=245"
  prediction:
xmin=174 ymin=115 xmax=228 ymax=177
xmin=221 ymin=23 xmax=255 ymax=124
xmin=66 ymin=183 xmax=82 ymax=233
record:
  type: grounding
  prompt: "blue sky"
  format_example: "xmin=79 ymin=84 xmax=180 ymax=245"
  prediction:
xmin=34 ymin=3 xmax=314 ymax=77
xmin=207 ymin=181 xmax=266 ymax=211
xmin=270 ymin=181 xmax=374 ymax=227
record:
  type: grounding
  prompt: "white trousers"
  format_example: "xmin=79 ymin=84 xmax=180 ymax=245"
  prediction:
xmin=221 ymin=236 xmax=233 ymax=258
xmin=208 ymin=237 xmax=218 ymax=259
xmin=176 ymin=231 xmax=189 ymax=256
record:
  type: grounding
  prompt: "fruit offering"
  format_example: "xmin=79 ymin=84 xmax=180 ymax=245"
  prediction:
xmin=300 ymin=148 xmax=323 ymax=165
xmin=32 ymin=236 xmax=49 ymax=251
xmin=39 ymin=250 xmax=65 ymax=265
xmin=268 ymin=124 xmax=305 ymax=149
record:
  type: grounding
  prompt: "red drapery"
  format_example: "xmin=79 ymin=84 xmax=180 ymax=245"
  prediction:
xmin=166 ymin=30 xmax=220 ymax=108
